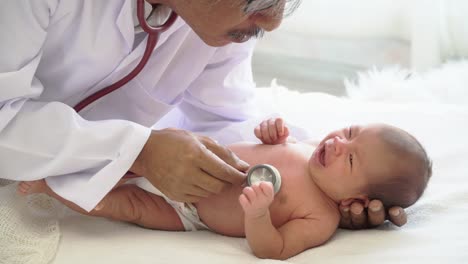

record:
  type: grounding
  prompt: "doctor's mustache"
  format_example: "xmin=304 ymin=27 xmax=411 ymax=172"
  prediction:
xmin=227 ymin=27 xmax=265 ymax=42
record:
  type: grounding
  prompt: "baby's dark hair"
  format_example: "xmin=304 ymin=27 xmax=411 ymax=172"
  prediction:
xmin=366 ymin=125 xmax=432 ymax=208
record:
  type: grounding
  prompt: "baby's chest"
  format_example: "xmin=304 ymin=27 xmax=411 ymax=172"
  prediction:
xmin=268 ymin=177 xmax=319 ymax=226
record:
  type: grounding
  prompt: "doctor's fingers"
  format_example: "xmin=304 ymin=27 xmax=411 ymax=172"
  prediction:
xmin=185 ymin=184 xmax=213 ymax=199
xmin=199 ymin=136 xmax=250 ymax=174
xmin=367 ymin=200 xmax=386 ymax=227
xmin=350 ymin=202 xmax=368 ymax=229
xmin=193 ymin=172 xmax=228 ymax=195
xmin=388 ymin=206 xmax=407 ymax=227
xmin=338 ymin=207 xmax=352 ymax=229
xmin=167 ymin=174 xmax=215 ymax=199
xmin=197 ymin=142 xmax=248 ymax=185
xmin=161 ymin=181 xmax=210 ymax=203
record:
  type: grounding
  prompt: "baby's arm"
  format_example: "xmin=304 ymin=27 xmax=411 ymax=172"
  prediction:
xmin=239 ymin=182 xmax=338 ymax=260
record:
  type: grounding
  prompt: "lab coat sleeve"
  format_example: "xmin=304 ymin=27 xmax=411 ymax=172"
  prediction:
xmin=177 ymin=39 xmax=260 ymax=134
xmin=0 ymin=0 xmax=150 ymax=212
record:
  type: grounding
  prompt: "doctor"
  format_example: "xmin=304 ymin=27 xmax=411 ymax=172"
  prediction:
xmin=0 ymin=0 xmax=406 ymax=229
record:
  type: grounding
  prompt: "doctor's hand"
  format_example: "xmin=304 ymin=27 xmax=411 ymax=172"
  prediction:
xmin=338 ymin=200 xmax=407 ymax=229
xmin=254 ymin=117 xmax=290 ymax=145
xmin=130 ymin=128 xmax=249 ymax=203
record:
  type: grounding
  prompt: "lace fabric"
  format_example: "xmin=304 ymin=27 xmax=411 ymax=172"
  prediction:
xmin=0 ymin=183 xmax=61 ymax=264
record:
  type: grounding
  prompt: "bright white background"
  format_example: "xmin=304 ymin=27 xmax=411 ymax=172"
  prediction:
xmin=252 ymin=0 xmax=468 ymax=94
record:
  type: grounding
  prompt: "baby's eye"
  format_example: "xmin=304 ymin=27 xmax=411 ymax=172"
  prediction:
xmin=349 ymin=154 xmax=353 ymax=168
xmin=348 ymin=126 xmax=352 ymax=138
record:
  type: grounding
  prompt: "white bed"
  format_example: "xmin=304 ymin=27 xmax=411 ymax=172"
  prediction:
xmin=51 ymin=72 xmax=468 ymax=264
xmin=1 ymin=63 xmax=467 ymax=264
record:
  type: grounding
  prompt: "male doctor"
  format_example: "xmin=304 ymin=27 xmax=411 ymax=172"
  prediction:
xmin=0 ymin=0 xmax=406 ymax=229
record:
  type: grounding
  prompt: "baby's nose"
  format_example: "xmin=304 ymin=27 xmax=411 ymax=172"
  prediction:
xmin=325 ymin=137 xmax=337 ymax=154
xmin=328 ymin=136 xmax=346 ymax=155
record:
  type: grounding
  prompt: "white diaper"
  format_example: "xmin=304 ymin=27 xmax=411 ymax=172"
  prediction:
xmin=125 ymin=178 xmax=209 ymax=231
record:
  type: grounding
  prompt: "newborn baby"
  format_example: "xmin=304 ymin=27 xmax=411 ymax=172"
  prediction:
xmin=18 ymin=118 xmax=432 ymax=260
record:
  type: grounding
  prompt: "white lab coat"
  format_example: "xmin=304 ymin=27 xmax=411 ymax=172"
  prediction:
xmin=0 ymin=0 xmax=257 ymax=211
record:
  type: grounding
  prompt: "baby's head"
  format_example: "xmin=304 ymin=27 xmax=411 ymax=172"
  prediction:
xmin=309 ymin=123 xmax=432 ymax=209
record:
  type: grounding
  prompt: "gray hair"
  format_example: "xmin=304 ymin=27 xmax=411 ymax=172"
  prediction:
xmin=211 ymin=0 xmax=301 ymax=17
xmin=243 ymin=0 xmax=302 ymax=17
xmin=215 ymin=0 xmax=302 ymax=42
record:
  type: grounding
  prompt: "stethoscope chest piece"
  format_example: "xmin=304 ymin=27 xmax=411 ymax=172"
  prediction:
xmin=246 ymin=164 xmax=282 ymax=194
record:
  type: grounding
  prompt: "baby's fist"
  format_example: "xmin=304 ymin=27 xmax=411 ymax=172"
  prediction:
xmin=254 ymin=118 xmax=290 ymax=145
xmin=239 ymin=182 xmax=274 ymax=219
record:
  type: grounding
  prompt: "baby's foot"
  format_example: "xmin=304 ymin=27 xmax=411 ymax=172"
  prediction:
xmin=17 ymin=179 xmax=47 ymax=196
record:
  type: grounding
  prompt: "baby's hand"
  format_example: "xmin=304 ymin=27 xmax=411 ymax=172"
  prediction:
xmin=254 ymin=117 xmax=290 ymax=145
xmin=239 ymin=182 xmax=274 ymax=219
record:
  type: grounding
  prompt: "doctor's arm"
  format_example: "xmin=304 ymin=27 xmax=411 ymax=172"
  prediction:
xmin=0 ymin=0 xmax=152 ymax=212
xmin=1 ymin=1 xmax=250 ymax=211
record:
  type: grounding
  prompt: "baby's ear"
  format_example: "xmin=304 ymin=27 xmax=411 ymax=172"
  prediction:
xmin=340 ymin=195 xmax=370 ymax=208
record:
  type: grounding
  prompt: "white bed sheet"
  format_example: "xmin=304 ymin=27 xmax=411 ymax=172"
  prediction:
xmin=52 ymin=85 xmax=468 ymax=264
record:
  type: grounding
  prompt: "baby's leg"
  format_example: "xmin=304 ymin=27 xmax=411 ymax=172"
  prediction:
xmin=17 ymin=179 xmax=185 ymax=231
xmin=18 ymin=180 xmax=49 ymax=195
xmin=97 ymin=184 xmax=186 ymax=230
xmin=17 ymin=179 xmax=118 ymax=216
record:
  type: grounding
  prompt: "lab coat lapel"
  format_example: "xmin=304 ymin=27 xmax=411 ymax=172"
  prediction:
xmin=114 ymin=1 xmax=184 ymax=73
xmin=78 ymin=2 xmax=186 ymax=121
xmin=115 ymin=0 xmax=134 ymax=51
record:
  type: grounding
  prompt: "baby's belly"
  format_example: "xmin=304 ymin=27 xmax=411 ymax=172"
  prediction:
xmin=195 ymin=184 xmax=246 ymax=237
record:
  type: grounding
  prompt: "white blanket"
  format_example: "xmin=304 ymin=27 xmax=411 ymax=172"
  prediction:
xmin=51 ymin=63 xmax=468 ymax=263
xmin=1 ymin=63 xmax=467 ymax=263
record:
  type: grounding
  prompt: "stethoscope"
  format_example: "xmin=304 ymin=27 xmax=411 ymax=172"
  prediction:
xmin=247 ymin=164 xmax=282 ymax=194
xmin=73 ymin=0 xmax=178 ymax=112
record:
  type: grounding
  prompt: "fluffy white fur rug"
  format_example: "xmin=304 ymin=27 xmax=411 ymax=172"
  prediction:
xmin=345 ymin=60 xmax=468 ymax=105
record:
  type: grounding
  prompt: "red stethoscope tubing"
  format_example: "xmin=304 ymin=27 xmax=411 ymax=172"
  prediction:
xmin=73 ymin=0 xmax=178 ymax=112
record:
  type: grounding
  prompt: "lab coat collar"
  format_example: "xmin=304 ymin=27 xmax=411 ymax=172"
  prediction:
xmin=114 ymin=0 xmax=184 ymax=71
